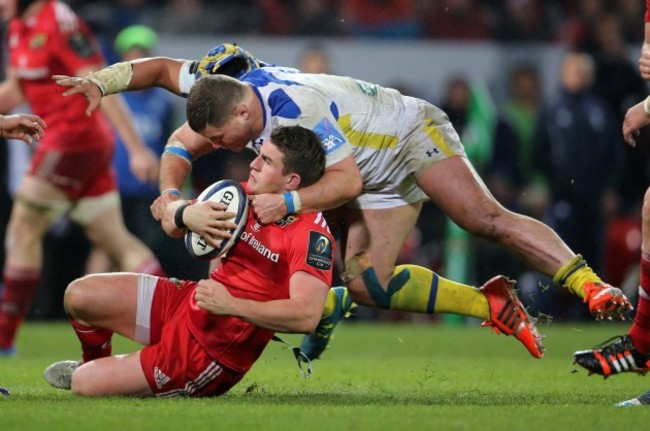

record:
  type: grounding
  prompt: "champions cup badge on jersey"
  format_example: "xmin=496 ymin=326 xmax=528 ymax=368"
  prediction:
xmin=30 ymin=33 xmax=47 ymax=49
xmin=306 ymin=231 xmax=333 ymax=270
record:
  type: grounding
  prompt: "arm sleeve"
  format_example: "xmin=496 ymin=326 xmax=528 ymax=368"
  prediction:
xmin=178 ymin=60 xmax=198 ymax=97
xmin=286 ymin=217 xmax=334 ymax=286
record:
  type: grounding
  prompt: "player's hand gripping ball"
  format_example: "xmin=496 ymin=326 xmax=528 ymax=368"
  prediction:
xmin=185 ymin=179 xmax=249 ymax=260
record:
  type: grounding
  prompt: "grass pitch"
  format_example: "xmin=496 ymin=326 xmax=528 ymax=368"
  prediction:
xmin=2 ymin=320 xmax=650 ymax=430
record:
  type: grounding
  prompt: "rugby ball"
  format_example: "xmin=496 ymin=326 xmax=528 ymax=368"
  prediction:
xmin=184 ymin=179 xmax=249 ymax=260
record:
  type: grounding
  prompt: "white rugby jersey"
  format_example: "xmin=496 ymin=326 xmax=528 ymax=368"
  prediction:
xmin=242 ymin=67 xmax=427 ymax=193
xmin=180 ymin=64 xmax=464 ymax=208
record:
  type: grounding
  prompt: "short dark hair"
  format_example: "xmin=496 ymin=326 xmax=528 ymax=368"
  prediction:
xmin=186 ymin=75 xmax=247 ymax=133
xmin=271 ymin=126 xmax=325 ymax=188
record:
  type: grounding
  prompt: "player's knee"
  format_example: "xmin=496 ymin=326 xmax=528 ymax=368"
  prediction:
xmin=64 ymin=276 xmax=97 ymax=318
xmin=70 ymin=366 xmax=97 ymax=397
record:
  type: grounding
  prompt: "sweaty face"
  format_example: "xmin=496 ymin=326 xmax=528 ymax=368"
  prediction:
xmin=200 ymin=118 xmax=255 ymax=152
xmin=247 ymin=141 xmax=289 ymax=196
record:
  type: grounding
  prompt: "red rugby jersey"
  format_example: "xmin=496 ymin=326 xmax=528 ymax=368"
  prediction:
xmin=188 ymin=186 xmax=335 ymax=373
xmin=7 ymin=0 xmax=112 ymax=150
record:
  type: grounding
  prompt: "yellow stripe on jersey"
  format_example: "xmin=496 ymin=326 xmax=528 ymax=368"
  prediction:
xmin=338 ymin=114 xmax=398 ymax=150
xmin=423 ymin=118 xmax=456 ymax=157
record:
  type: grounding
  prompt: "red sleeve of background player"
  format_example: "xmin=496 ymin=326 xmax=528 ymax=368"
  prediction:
xmin=50 ymin=9 xmax=105 ymax=73
xmin=646 ymin=0 xmax=650 ymax=22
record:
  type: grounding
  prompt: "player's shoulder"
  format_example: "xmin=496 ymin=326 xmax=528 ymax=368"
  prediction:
xmin=242 ymin=66 xmax=302 ymax=87
xmin=51 ymin=0 xmax=82 ymax=34
xmin=275 ymin=212 xmax=331 ymax=235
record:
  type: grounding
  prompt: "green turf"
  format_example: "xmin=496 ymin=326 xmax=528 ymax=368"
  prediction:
xmin=2 ymin=320 xmax=650 ymax=430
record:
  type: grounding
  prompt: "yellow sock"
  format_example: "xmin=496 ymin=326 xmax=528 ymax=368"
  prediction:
xmin=321 ymin=288 xmax=337 ymax=318
xmin=388 ymin=264 xmax=489 ymax=320
xmin=552 ymin=254 xmax=603 ymax=298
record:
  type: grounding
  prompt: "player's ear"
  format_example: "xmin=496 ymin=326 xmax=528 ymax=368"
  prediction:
xmin=286 ymin=173 xmax=301 ymax=190
xmin=234 ymin=103 xmax=249 ymax=119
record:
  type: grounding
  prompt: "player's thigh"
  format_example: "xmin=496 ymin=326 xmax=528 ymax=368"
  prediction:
xmin=72 ymin=351 xmax=152 ymax=397
xmin=65 ymin=273 xmax=139 ymax=338
xmin=345 ymin=203 xmax=421 ymax=283
xmin=416 ymin=156 xmax=506 ymax=235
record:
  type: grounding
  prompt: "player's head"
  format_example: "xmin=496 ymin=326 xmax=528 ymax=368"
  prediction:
xmin=187 ymin=74 xmax=247 ymax=130
xmin=248 ymin=126 xmax=325 ymax=195
xmin=187 ymin=75 xmax=257 ymax=151
xmin=271 ymin=126 xmax=325 ymax=188
xmin=192 ymin=43 xmax=268 ymax=80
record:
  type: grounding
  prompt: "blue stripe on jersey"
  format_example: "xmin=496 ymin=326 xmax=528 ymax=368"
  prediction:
xmin=242 ymin=68 xmax=300 ymax=88
xmin=313 ymin=118 xmax=346 ymax=154
xmin=329 ymin=101 xmax=339 ymax=120
xmin=269 ymin=89 xmax=301 ymax=119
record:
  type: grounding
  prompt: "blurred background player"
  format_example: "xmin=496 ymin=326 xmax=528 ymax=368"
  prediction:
xmin=0 ymin=0 xmax=163 ymax=356
xmin=83 ymin=24 xmax=204 ymax=280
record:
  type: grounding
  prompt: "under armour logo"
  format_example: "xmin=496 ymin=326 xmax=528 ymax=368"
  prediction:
xmin=425 ymin=149 xmax=439 ymax=157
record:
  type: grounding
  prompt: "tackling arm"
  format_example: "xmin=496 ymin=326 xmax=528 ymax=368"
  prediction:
xmin=194 ymin=271 xmax=329 ymax=333
xmin=53 ymin=57 xmax=187 ymax=115
xmin=150 ymin=122 xmax=219 ymax=221
xmin=251 ymin=154 xmax=362 ymax=224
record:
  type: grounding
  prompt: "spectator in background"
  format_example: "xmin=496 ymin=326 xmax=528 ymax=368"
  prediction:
xmin=298 ymin=44 xmax=332 ymax=74
xmin=492 ymin=64 xmax=545 ymax=217
xmin=530 ymin=51 xmax=623 ymax=320
xmin=85 ymin=24 xmax=207 ymax=280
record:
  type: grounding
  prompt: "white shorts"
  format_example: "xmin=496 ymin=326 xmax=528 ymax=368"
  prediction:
xmin=351 ymin=99 xmax=467 ymax=210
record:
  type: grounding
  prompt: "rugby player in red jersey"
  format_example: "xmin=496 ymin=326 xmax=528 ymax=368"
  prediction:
xmin=0 ymin=0 xmax=162 ymax=356
xmin=43 ymin=126 xmax=334 ymax=397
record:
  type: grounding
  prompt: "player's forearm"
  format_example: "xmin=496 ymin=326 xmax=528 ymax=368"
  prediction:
xmin=159 ymin=153 xmax=192 ymax=195
xmin=86 ymin=57 xmax=186 ymax=97
xmin=160 ymin=199 xmax=189 ymax=238
xmin=296 ymin=164 xmax=362 ymax=213
xmin=229 ymin=298 xmax=322 ymax=333
xmin=129 ymin=57 xmax=185 ymax=94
